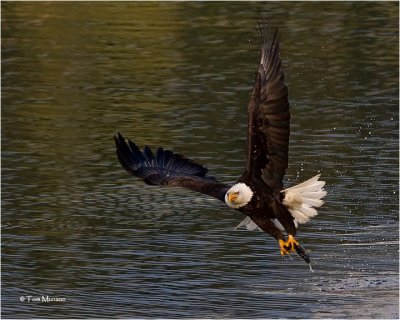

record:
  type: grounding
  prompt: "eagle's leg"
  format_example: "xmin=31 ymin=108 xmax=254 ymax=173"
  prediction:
xmin=279 ymin=235 xmax=311 ymax=264
xmin=279 ymin=234 xmax=299 ymax=255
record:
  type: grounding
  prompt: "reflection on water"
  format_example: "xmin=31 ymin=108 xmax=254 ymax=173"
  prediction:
xmin=2 ymin=1 xmax=398 ymax=318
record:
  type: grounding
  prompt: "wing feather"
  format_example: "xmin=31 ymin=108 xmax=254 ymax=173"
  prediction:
xmin=114 ymin=133 xmax=229 ymax=202
xmin=244 ymin=22 xmax=290 ymax=191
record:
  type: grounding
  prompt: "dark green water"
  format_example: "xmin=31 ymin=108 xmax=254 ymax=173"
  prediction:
xmin=2 ymin=2 xmax=399 ymax=319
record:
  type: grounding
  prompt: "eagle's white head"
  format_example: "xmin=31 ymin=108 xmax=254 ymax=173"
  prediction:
xmin=225 ymin=183 xmax=254 ymax=209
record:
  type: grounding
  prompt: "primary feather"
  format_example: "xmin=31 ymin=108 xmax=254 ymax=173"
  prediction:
xmin=245 ymin=23 xmax=290 ymax=191
xmin=114 ymin=132 xmax=229 ymax=201
xmin=114 ymin=132 xmax=214 ymax=185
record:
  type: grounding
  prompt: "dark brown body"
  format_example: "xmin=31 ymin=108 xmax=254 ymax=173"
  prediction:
xmin=238 ymin=172 xmax=296 ymax=241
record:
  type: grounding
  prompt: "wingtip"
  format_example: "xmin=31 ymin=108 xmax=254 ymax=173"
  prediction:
xmin=114 ymin=133 xmax=120 ymax=145
xmin=257 ymin=16 xmax=279 ymax=40
xmin=114 ymin=132 xmax=122 ymax=141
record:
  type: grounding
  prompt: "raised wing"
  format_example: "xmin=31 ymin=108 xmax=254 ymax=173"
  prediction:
xmin=114 ymin=133 xmax=230 ymax=202
xmin=244 ymin=22 xmax=290 ymax=191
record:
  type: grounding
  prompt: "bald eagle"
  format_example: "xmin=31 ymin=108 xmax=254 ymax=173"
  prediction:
xmin=114 ymin=22 xmax=326 ymax=265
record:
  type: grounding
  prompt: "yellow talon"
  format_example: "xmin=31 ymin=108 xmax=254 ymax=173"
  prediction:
xmin=286 ymin=234 xmax=299 ymax=251
xmin=279 ymin=235 xmax=299 ymax=255
xmin=279 ymin=239 xmax=289 ymax=255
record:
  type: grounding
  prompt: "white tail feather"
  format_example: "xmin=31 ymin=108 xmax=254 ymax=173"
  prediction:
xmin=301 ymin=197 xmax=324 ymax=207
xmin=299 ymin=191 xmax=326 ymax=200
xmin=283 ymin=174 xmax=327 ymax=224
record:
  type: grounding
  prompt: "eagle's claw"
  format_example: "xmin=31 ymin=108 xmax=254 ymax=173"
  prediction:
xmin=279 ymin=234 xmax=299 ymax=255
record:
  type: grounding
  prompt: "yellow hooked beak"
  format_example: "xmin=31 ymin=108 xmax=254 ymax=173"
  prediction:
xmin=228 ymin=192 xmax=239 ymax=203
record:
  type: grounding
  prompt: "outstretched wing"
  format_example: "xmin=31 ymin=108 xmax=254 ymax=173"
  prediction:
xmin=114 ymin=133 xmax=230 ymax=202
xmin=245 ymin=22 xmax=290 ymax=191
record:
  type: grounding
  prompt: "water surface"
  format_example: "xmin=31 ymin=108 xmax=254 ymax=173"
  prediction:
xmin=2 ymin=2 xmax=399 ymax=319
